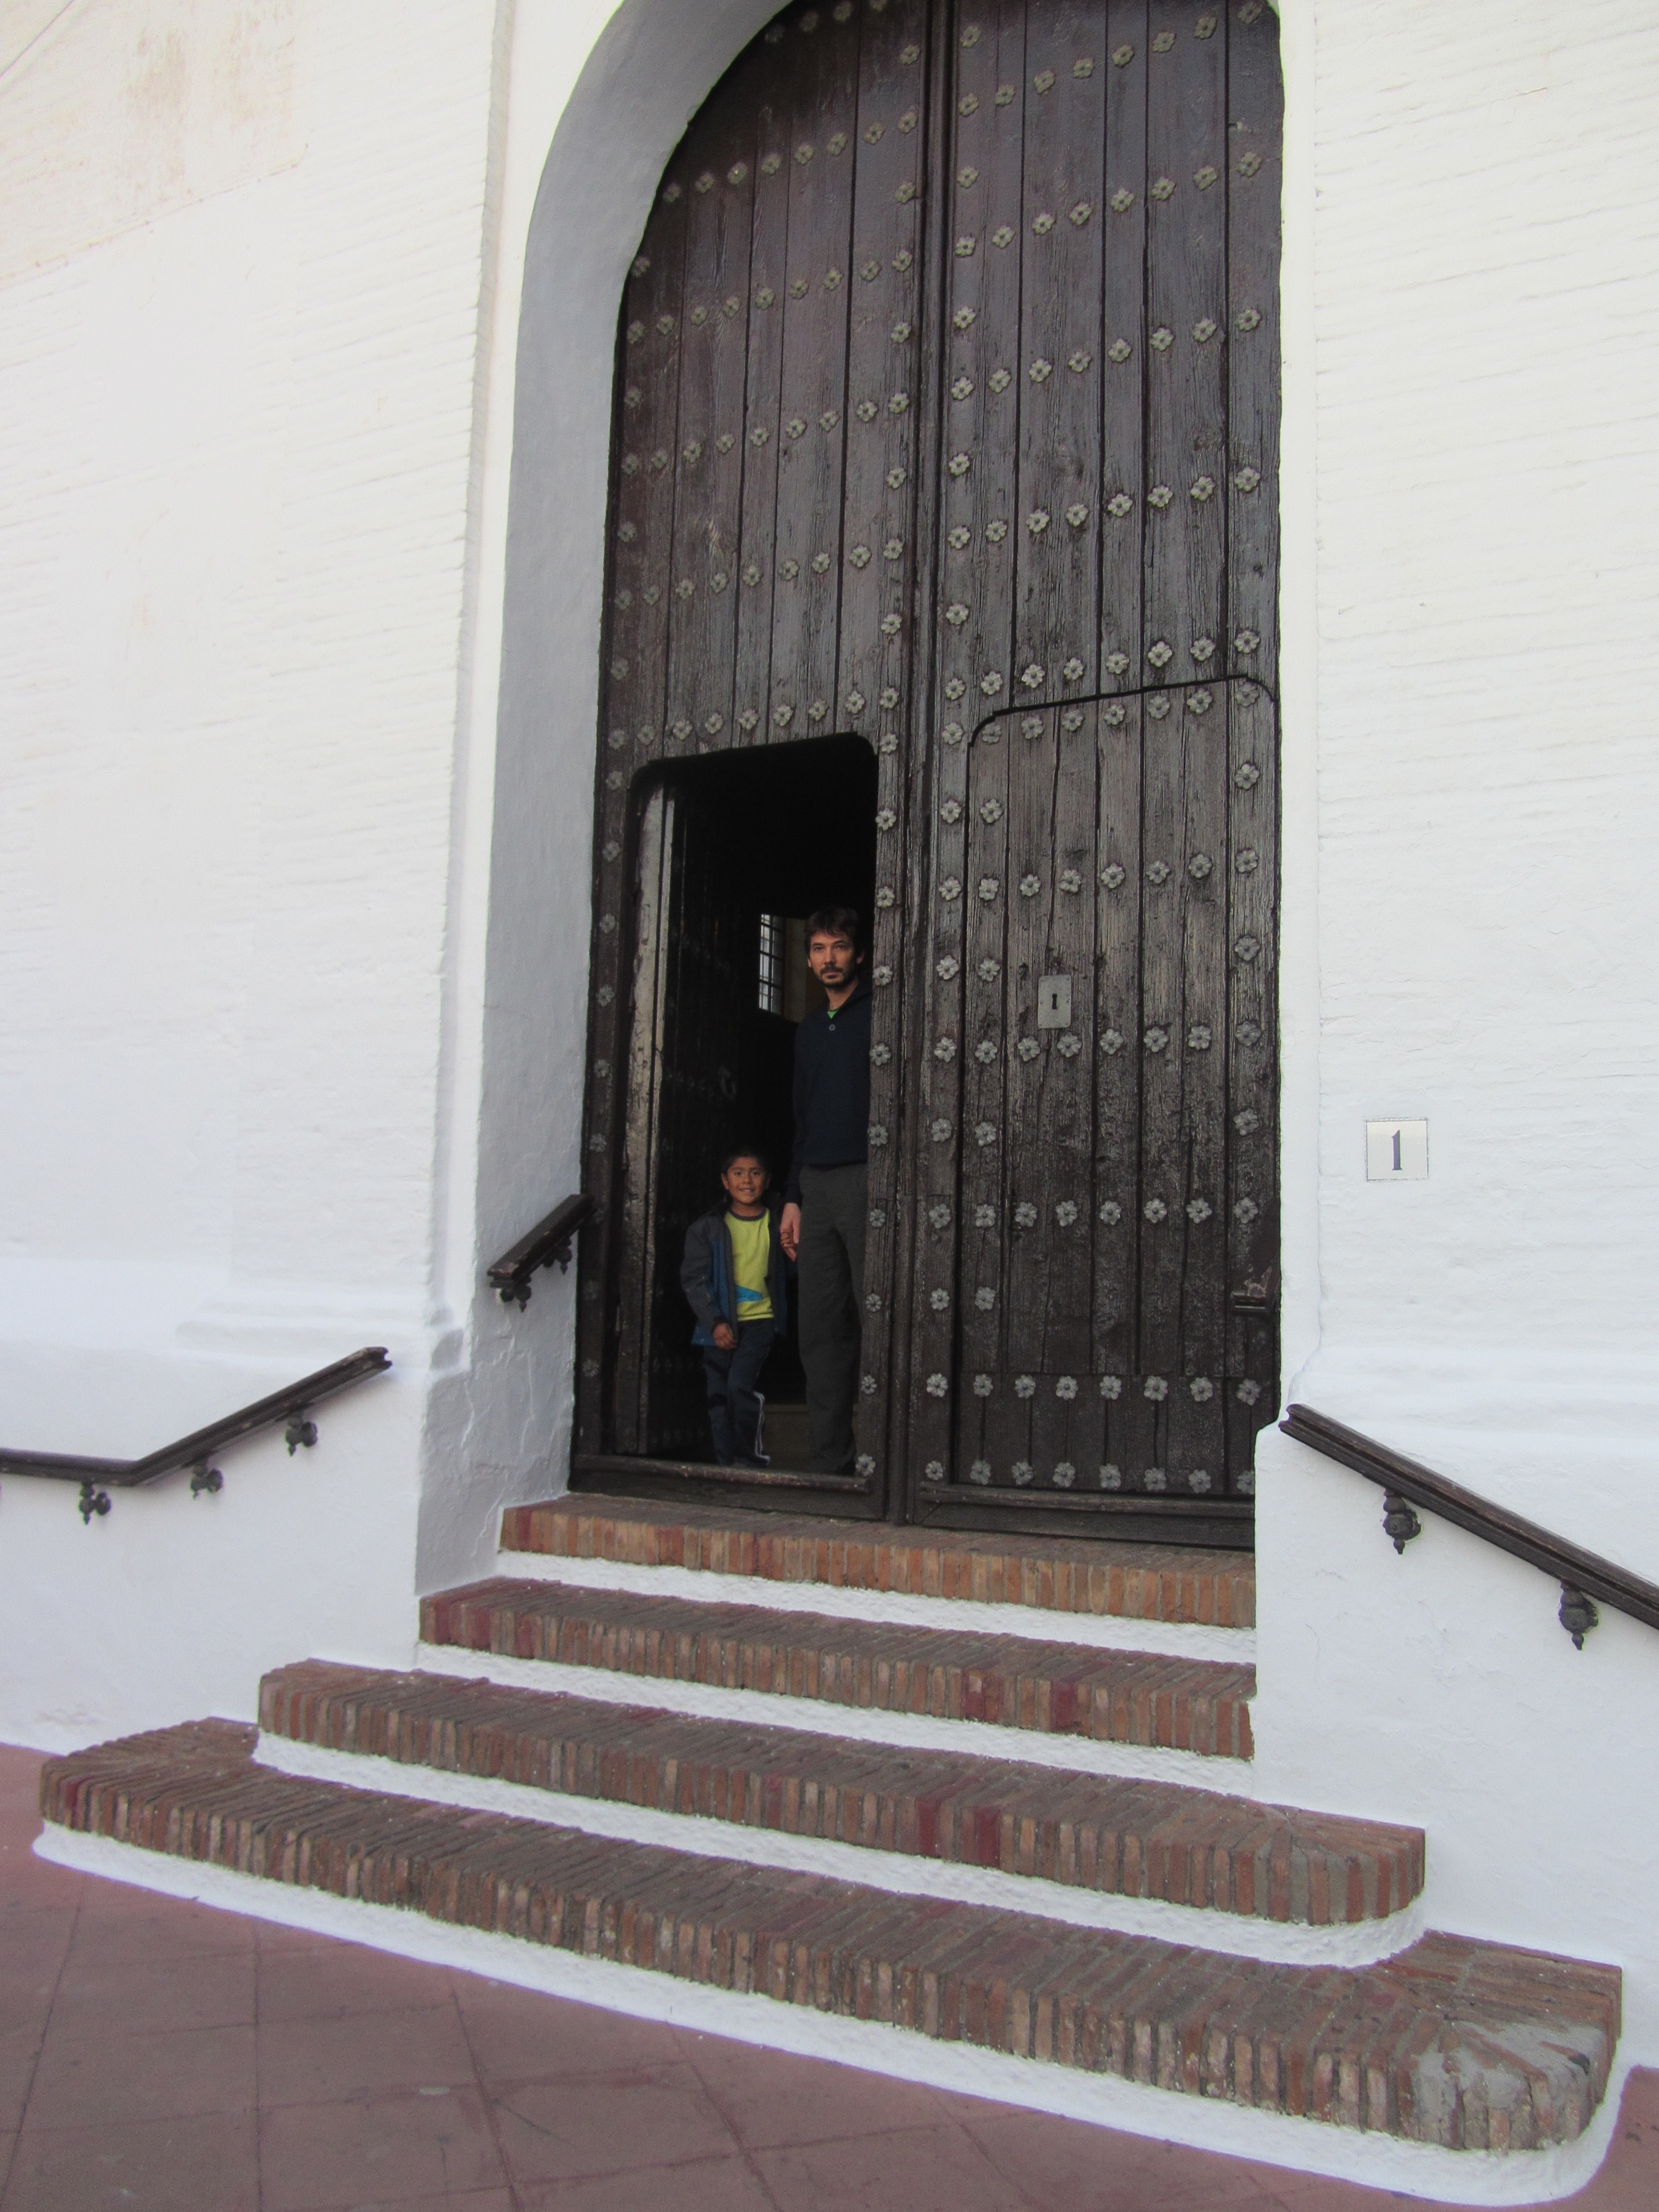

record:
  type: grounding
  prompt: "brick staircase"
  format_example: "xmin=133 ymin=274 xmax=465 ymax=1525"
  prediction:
xmin=38 ymin=1497 xmax=1621 ymax=2164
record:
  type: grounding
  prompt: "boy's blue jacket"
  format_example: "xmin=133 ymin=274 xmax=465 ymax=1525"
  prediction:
xmin=680 ymin=1196 xmax=789 ymax=1348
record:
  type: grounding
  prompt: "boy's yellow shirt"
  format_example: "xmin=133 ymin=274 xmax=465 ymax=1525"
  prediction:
xmin=726 ymin=1210 xmax=773 ymax=1322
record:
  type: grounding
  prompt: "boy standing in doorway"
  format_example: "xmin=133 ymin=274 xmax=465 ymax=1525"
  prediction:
xmin=778 ymin=907 xmax=870 ymax=1476
xmin=681 ymin=1147 xmax=786 ymax=1468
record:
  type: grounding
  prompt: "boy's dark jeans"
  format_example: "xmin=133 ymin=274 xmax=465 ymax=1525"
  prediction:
xmin=702 ymin=1319 xmax=775 ymax=1464
xmin=797 ymin=1162 xmax=867 ymax=1473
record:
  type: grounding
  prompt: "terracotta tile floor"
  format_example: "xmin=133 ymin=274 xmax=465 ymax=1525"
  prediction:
xmin=1 ymin=1744 xmax=1653 ymax=2211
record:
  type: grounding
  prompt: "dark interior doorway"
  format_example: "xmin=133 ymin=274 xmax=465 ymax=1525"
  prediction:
xmin=606 ymin=735 xmax=877 ymax=1471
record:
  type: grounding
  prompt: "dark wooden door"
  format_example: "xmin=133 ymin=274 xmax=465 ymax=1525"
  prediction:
xmin=573 ymin=0 xmax=1280 ymax=1540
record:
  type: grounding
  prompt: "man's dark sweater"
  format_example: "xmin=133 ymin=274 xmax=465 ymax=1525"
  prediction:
xmin=785 ymin=979 xmax=872 ymax=1203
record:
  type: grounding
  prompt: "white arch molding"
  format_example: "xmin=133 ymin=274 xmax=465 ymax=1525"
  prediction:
xmin=419 ymin=0 xmax=1313 ymax=1593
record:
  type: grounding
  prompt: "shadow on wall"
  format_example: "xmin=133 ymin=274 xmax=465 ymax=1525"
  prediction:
xmin=414 ymin=0 xmax=786 ymax=1590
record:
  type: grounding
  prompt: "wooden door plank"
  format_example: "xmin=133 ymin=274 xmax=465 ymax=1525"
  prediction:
xmin=1134 ymin=688 xmax=1186 ymax=1383
xmin=953 ymin=712 xmax=1014 ymax=1487
xmin=919 ymin=0 xmax=1029 ymax=1489
xmin=614 ymin=787 xmax=677 ymax=1453
xmin=1092 ymin=691 xmax=1142 ymax=1381
xmin=733 ymin=63 xmax=792 ymax=748
xmin=1176 ymin=679 xmax=1229 ymax=1390
xmin=1099 ymin=0 xmax=1147 ymax=691
xmin=1227 ymin=672 xmax=1278 ymax=1485
xmin=664 ymin=91 xmax=758 ymax=754
xmin=768 ymin=16 xmax=859 ymax=734
xmin=1142 ymin=1 xmax=1227 ymax=691
xmin=839 ymin=0 xmax=928 ymax=740
xmin=1014 ymin=0 xmax=1107 ymax=701
xmin=846 ymin=0 xmax=931 ymax=1498
xmin=1226 ymin=0 xmax=1282 ymax=696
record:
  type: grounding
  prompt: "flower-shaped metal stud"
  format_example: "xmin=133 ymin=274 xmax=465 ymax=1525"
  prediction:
xmin=1033 ymin=65 xmax=1056 ymax=91
xmin=1188 ymin=854 xmax=1213 ymax=882
xmin=880 ymin=614 xmax=902 ymax=635
xmin=930 ymin=1118 xmax=953 ymax=1145
xmin=1234 ymin=466 xmax=1262 ymax=494
xmin=1239 ymin=150 xmax=1264 ymax=178
xmin=1149 ymin=326 xmax=1175 ymax=352
xmin=985 ymin=519 xmax=1009 ymax=542
xmin=868 ymin=1124 xmax=888 ymax=1147
xmin=1027 ymin=511 xmax=1051 ymax=538
xmin=597 ymin=985 xmax=615 ymax=1006
xmin=738 ymin=705 xmax=760 ymax=729
xmin=1147 ymin=485 xmax=1173 ymax=510
xmin=1145 ymin=1026 xmax=1170 ymax=1053
xmin=926 ymin=1373 xmax=949 ymax=1398
xmin=978 ymin=876 xmax=1000 ymax=901
xmin=940 ymin=878 xmax=962 ymax=902
xmin=954 ymin=234 xmax=977 ymax=258
xmin=1021 ymin=664 xmax=1045 ymax=688
xmin=1237 ymin=849 xmax=1260 ymax=877
xmin=1104 ymin=651 xmax=1131 ymax=676
xmin=954 ymin=307 xmax=976 ymax=330
xmin=957 ymin=166 xmax=979 ymax=189
xmin=1020 ymin=716 xmax=1044 ymax=738
xmin=1238 ymin=1020 xmax=1263 ymax=1046
xmin=1143 ymin=1376 xmax=1169 ymax=1404
xmin=988 ymin=368 xmax=1013 ymax=392
xmin=855 ymin=400 xmax=878 ymax=424
xmin=974 ymin=1286 xmax=996 ymax=1310
xmin=973 ymin=1375 xmax=995 ymax=1403
xmin=865 ymin=1290 xmax=883 ymax=1313
xmin=1145 ymin=860 xmax=1171 ymax=886
xmin=937 ymin=956 xmax=961 ymax=980
xmin=978 ymin=958 xmax=1001 ymax=982
xmin=1234 ymin=1197 xmax=1260 ymax=1226
xmin=1029 ymin=358 xmax=1055 ymax=385
xmin=1017 ymin=873 xmax=1040 ymax=898
xmin=974 ymin=1040 xmax=997 ymax=1064
xmin=932 ymin=1036 xmax=957 ymax=1064
xmin=1188 ymin=1025 xmax=1214 ymax=1055
xmin=1017 ymin=1037 xmax=1039 ymax=1062
xmin=1070 ymin=201 xmax=1093 ymax=226
xmin=1105 ymin=493 xmax=1134 ymax=519
xmin=1014 ymin=1374 xmax=1036 ymax=1399
xmin=1112 ymin=41 xmax=1135 ymax=64
xmin=1235 ymin=764 xmax=1262 ymax=795
xmin=1190 ymin=476 xmax=1216 ymax=502
xmin=1234 ymin=934 xmax=1261 ymax=963
xmin=1057 ymin=1033 xmax=1082 ymax=1058
xmin=1194 ymin=165 xmax=1218 ymax=190
xmin=1238 ymin=1379 xmax=1262 ymax=1405
xmin=1065 ymin=504 xmax=1089 ymax=529
xmin=1146 ymin=696 xmax=1171 ymax=720
xmin=924 ymin=1459 xmax=946 ymax=1482
xmin=980 ymin=672 xmax=1004 ymax=695
xmin=1144 ymin=1197 xmax=1168 ymax=1222
xmin=1236 ymin=305 xmax=1263 ymax=332
xmin=1099 ymin=1029 xmax=1124 ymax=1056
xmin=1149 ymin=176 xmax=1176 ymax=201
xmin=846 ymin=690 xmax=867 ymax=713
xmin=1015 ymin=1202 xmax=1038 ymax=1228
xmin=1190 ymin=637 xmax=1215 ymax=662
xmin=940 ymin=799 xmax=963 ymax=826
xmin=967 ymin=1459 xmax=992 ymax=1485
xmin=1186 ymin=1196 xmax=1214 ymax=1224
xmin=951 ymin=375 xmax=974 ymax=403
xmin=1055 ymin=1203 xmax=1080 ymax=1232
xmin=1108 ymin=340 xmax=1133 ymax=366
xmin=1062 ymin=707 xmax=1084 ymax=732
xmin=946 ymin=602 xmax=970 ymax=627
xmin=1235 ymin=1110 xmax=1260 ymax=1139
xmin=1100 ymin=863 xmax=1126 ymax=890
xmin=1058 ymin=868 xmax=1082 ymax=895
xmin=930 ymin=1288 xmax=951 ymax=1312
xmin=942 ymin=723 xmax=965 ymax=747
xmin=1032 ymin=211 xmax=1056 ymax=234
xmin=948 ymin=453 xmax=972 ymax=477
xmin=1235 ymin=629 xmax=1261 ymax=654
xmin=1055 ymin=1375 xmax=1081 ymax=1405
xmin=1011 ymin=1461 xmax=1035 ymax=1486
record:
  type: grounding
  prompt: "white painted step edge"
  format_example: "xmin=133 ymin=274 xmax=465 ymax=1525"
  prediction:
xmin=34 ymin=1823 xmax=1624 ymax=2209
xmin=412 ymin=1641 xmax=1239 ymax=1787
xmin=254 ymin=1732 xmax=1427 ymax=1970
xmin=491 ymin=1550 xmax=1257 ymax=1662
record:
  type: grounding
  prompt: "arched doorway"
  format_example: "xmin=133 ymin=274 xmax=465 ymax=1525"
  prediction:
xmin=572 ymin=0 xmax=1281 ymax=1546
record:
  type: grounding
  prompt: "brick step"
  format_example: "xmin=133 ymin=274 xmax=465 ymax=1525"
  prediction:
xmin=421 ymin=1578 xmax=1257 ymax=1757
xmin=503 ymin=1495 xmax=1254 ymax=1628
xmin=261 ymin=1661 xmax=1422 ymax=1925
xmin=40 ymin=1720 xmax=1618 ymax=2153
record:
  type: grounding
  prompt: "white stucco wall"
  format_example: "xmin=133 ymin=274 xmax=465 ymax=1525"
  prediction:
xmin=1254 ymin=0 xmax=1659 ymax=2060
xmin=0 ymin=0 xmax=508 ymax=1743
xmin=3 ymin=0 xmax=1658 ymax=2082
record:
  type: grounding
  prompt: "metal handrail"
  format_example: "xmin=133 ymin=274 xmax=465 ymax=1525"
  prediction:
xmin=487 ymin=1193 xmax=595 ymax=1308
xmin=1281 ymin=1402 xmax=1659 ymax=1649
xmin=0 ymin=1347 xmax=392 ymax=1523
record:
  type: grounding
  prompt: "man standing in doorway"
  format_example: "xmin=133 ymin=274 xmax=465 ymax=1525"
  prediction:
xmin=779 ymin=907 xmax=870 ymax=1476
